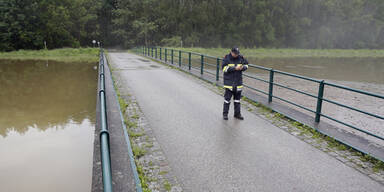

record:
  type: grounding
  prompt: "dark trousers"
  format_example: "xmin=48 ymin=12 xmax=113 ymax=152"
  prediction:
xmin=223 ymin=88 xmax=242 ymax=116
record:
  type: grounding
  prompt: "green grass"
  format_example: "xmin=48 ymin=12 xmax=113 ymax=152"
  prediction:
xmin=170 ymin=47 xmax=384 ymax=58
xmin=118 ymin=97 xmax=129 ymax=114
xmin=136 ymin=162 xmax=151 ymax=192
xmin=128 ymin=130 xmax=145 ymax=138
xmin=159 ymin=171 xmax=168 ymax=175
xmin=125 ymin=120 xmax=138 ymax=129
xmin=144 ymin=142 xmax=154 ymax=148
xmin=0 ymin=48 xmax=99 ymax=62
xmin=111 ymin=61 xmax=151 ymax=192
xmin=163 ymin=180 xmax=172 ymax=191
xmin=132 ymin=144 xmax=147 ymax=158
xmin=131 ymin=114 xmax=140 ymax=119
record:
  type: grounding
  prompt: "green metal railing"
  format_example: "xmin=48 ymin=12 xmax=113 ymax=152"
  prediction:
xmin=134 ymin=46 xmax=384 ymax=142
xmin=136 ymin=46 xmax=384 ymax=141
xmin=99 ymin=49 xmax=113 ymax=192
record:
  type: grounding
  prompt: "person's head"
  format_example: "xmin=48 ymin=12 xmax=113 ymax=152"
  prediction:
xmin=231 ymin=47 xmax=240 ymax=58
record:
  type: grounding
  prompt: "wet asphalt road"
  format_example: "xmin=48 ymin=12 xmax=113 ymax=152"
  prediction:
xmin=108 ymin=52 xmax=383 ymax=192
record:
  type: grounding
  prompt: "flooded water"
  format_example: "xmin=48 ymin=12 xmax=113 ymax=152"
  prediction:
xmin=247 ymin=57 xmax=384 ymax=85
xmin=0 ymin=60 xmax=97 ymax=192
xmin=243 ymin=57 xmax=384 ymax=144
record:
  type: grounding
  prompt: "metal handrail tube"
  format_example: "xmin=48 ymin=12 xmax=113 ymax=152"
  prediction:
xmin=203 ymin=70 xmax=216 ymax=76
xmin=202 ymin=62 xmax=217 ymax=67
xmin=274 ymin=70 xmax=322 ymax=83
xmin=99 ymin=51 xmax=113 ymax=192
xmin=100 ymin=91 xmax=113 ymax=192
xmin=324 ymin=82 xmax=384 ymax=99
xmin=322 ymin=98 xmax=384 ymax=120
xmin=202 ymin=54 xmax=218 ymax=59
xmin=272 ymin=82 xmax=318 ymax=99
xmin=272 ymin=95 xmax=317 ymax=114
xmin=248 ymin=64 xmax=271 ymax=71
xmin=320 ymin=113 xmax=384 ymax=140
xmin=243 ymin=84 xmax=269 ymax=95
xmin=243 ymin=73 xmax=270 ymax=84
xmin=190 ymin=51 xmax=204 ymax=56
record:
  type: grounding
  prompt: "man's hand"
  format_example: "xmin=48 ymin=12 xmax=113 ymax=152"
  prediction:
xmin=235 ymin=65 xmax=243 ymax=70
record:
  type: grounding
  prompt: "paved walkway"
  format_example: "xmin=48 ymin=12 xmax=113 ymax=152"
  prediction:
xmin=108 ymin=51 xmax=383 ymax=192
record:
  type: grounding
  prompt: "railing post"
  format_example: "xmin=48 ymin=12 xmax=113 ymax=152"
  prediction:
xmin=142 ymin=46 xmax=144 ymax=55
xmin=216 ymin=58 xmax=220 ymax=81
xmin=165 ymin=48 xmax=167 ymax=62
xmin=315 ymin=80 xmax=325 ymax=123
xmin=160 ymin=48 xmax=162 ymax=60
xmin=151 ymin=47 xmax=153 ymax=57
xmin=155 ymin=47 xmax=157 ymax=59
xmin=201 ymin=55 xmax=204 ymax=75
xmin=188 ymin=52 xmax=191 ymax=70
xmin=179 ymin=50 xmax=182 ymax=67
xmin=171 ymin=49 xmax=174 ymax=64
xmin=268 ymin=69 xmax=274 ymax=102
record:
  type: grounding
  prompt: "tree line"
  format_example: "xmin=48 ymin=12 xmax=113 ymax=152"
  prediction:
xmin=1 ymin=0 xmax=384 ymax=51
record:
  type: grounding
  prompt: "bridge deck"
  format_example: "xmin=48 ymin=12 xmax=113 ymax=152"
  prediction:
xmin=108 ymin=51 xmax=383 ymax=191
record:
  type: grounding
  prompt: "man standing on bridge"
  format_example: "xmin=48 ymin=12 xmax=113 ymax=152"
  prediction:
xmin=222 ymin=47 xmax=249 ymax=120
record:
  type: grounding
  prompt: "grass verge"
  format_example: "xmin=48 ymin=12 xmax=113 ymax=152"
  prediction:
xmin=0 ymin=48 xmax=99 ymax=62
xmin=113 ymin=71 xmax=151 ymax=192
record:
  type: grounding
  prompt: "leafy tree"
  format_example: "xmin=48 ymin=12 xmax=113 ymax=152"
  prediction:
xmin=1 ymin=0 xmax=384 ymax=50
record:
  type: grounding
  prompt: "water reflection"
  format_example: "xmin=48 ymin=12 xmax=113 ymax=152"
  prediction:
xmin=0 ymin=60 xmax=97 ymax=137
xmin=0 ymin=59 xmax=97 ymax=192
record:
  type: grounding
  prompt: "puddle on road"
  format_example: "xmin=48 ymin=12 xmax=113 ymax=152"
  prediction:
xmin=0 ymin=60 xmax=97 ymax=192
xmin=150 ymin=65 xmax=160 ymax=68
xmin=137 ymin=58 xmax=150 ymax=62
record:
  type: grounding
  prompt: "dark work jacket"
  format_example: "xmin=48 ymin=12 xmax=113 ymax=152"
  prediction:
xmin=222 ymin=53 xmax=248 ymax=90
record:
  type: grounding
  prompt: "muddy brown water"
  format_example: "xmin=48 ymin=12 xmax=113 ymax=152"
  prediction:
xmin=186 ymin=56 xmax=384 ymax=84
xmin=247 ymin=57 xmax=384 ymax=85
xmin=0 ymin=60 xmax=97 ymax=192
